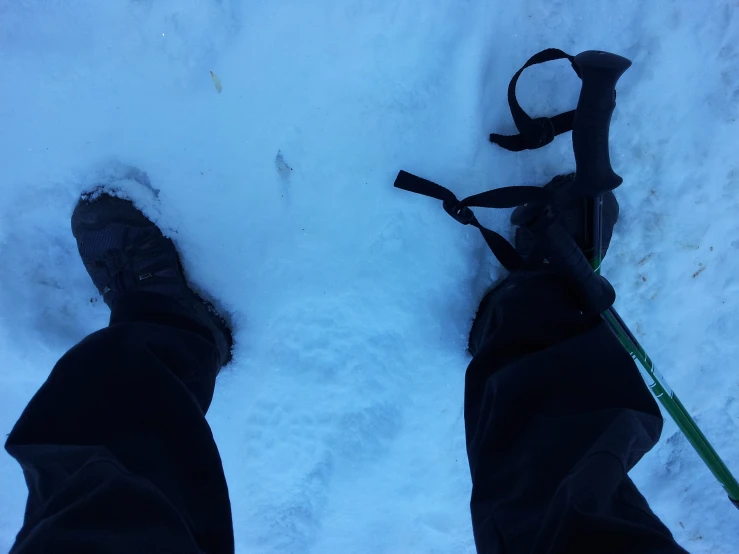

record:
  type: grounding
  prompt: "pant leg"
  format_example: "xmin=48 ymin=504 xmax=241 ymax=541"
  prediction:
xmin=465 ymin=271 xmax=687 ymax=554
xmin=5 ymin=292 xmax=234 ymax=554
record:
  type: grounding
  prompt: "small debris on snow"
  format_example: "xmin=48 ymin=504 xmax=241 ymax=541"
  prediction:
xmin=638 ymin=253 xmax=654 ymax=266
xmin=210 ymin=71 xmax=222 ymax=93
xmin=275 ymin=150 xmax=293 ymax=180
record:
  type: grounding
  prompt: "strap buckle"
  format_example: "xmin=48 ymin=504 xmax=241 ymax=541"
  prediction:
xmin=443 ymin=200 xmax=475 ymax=225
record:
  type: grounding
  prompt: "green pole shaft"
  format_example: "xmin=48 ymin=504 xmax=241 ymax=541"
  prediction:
xmin=588 ymin=190 xmax=739 ymax=502
xmin=602 ymin=307 xmax=739 ymax=501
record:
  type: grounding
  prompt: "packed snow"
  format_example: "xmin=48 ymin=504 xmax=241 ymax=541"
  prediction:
xmin=2 ymin=0 xmax=739 ymax=552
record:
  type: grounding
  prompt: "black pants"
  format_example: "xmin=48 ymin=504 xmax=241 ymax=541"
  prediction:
xmin=6 ymin=274 xmax=687 ymax=553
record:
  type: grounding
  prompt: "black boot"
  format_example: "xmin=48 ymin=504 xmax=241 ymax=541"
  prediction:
xmin=71 ymin=192 xmax=233 ymax=368
xmin=468 ymin=175 xmax=619 ymax=357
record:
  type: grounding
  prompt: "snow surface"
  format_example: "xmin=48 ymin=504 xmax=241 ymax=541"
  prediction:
xmin=1 ymin=0 xmax=739 ymax=552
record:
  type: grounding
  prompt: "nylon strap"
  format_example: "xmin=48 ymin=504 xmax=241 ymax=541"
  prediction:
xmin=394 ymin=171 xmax=556 ymax=272
xmin=489 ymin=48 xmax=579 ymax=152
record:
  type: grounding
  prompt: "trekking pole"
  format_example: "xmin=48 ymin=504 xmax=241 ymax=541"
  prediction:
xmin=570 ymin=51 xmax=739 ymax=507
xmin=395 ymin=47 xmax=739 ymax=507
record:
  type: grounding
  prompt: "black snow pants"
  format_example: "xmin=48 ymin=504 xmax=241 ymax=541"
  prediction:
xmin=6 ymin=273 xmax=688 ymax=553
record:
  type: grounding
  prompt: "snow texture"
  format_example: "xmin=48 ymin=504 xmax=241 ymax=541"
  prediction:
xmin=1 ymin=0 xmax=738 ymax=552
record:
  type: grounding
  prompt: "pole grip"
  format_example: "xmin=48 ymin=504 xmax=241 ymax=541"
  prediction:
xmin=571 ymin=51 xmax=632 ymax=196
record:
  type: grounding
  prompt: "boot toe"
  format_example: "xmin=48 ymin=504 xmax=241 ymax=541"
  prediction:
xmin=72 ymin=193 xmax=153 ymax=238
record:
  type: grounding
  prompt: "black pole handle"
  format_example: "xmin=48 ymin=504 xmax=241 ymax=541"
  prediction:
xmin=571 ymin=51 xmax=632 ymax=197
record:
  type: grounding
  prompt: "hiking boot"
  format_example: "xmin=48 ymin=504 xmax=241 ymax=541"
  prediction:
xmin=468 ymin=175 xmax=619 ymax=357
xmin=71 ymin=192 xmax=232 ymax=367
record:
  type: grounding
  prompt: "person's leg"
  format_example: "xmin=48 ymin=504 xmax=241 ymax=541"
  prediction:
xmin=5 ymin=192 xmax=234 ymax=553
xmin=465 ymin=270 xmax=687 ymax=554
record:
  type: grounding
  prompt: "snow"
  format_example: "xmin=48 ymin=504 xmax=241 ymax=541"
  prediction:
xmin=1 ymin=0 xmax=738 ymax=551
